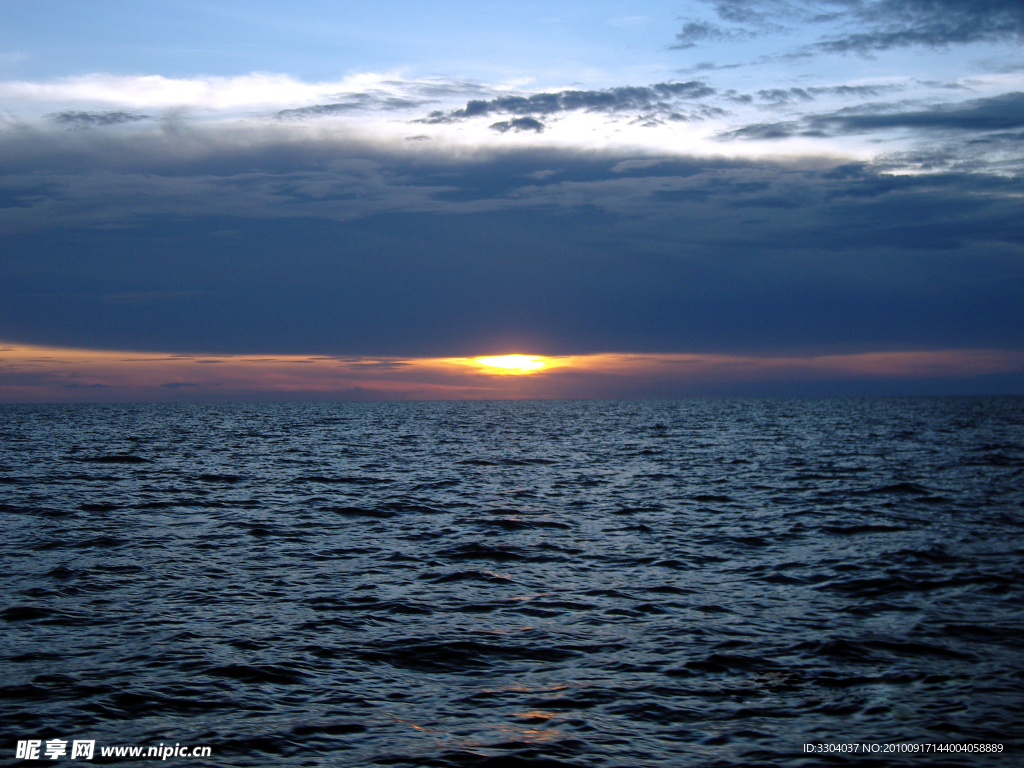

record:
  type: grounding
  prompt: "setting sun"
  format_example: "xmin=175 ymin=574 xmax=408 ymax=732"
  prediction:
xmin=473 ymin=355 xmax=549 ymax=374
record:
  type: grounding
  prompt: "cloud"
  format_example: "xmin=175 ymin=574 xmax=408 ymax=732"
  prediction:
xmin=758 ymin=88 xmax=815 ymax=105
xmin=0 ymin=72 xmax=493 ymax=113
xmin=490 ymin=117 xmax=545 ymax=133
xmin=706 ymin=1 xmax=780 ymax=26
xmin=0 ymin=120 xmax=1021 ymax=361
xmin=717 ymin=121 xmax=804 ymax=139
xmin=276 ymin=95 xmax=431 ymax=120
xmin=0 ymin=55 xmax=1020 ymax=367
xmin=48 ymin=110 xmax=149 ymax=127
xmin=418 ymin=81 xmax=717 ymax=124
xmin=669 ymin=0 xmax=788 ymax=49
xmin=671 ymin=21 xmax=736 ymax=49
xmin=809 ymin=84 xmax=902 ymax=98
xmin=678 ymin=61 xmax=745 ymax=73
xmin=678 ymin=0 xmax=1024 ymax=55
xmin=757 ymin=85 xmax=900 ymax=105
xmin=1 ymin=68 xmax=1014 ymax=178
xmin=810 ymin=92 xmax=1024 ymax=132
xmin=718 ymin=92 xmax=1024 ymax=154
xmin=814 ymin=0 xmax=1024 ymax=52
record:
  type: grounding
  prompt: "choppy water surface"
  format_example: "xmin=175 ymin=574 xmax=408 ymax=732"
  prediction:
xmin=2 ymin=398 xmax=1023 ymax=767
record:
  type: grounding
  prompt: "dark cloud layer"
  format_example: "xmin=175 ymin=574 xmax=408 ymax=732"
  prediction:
xmin=814 ymin=92 xmax=1024 ymax=132
xmin=672 ymin=21 xmax=748 ymax=49
xmin=490 ymin=117 xmax=545 ymax=133
xmin=720 ymin=92 xmax=1024 ymax=144
xmin=678 ymin=0 xmax=1024 ymax=54
xmin=419 ymin=82 xmax=717 ymax=124
xmin=276 ymin=95 xmax=429 ymax=119
xmin=48 ymin=111 xmax=150 ymax=127
xmin=815 ymin=0 xmax=1024 ymax=52
xmin=0 ymin=126 xmax=1021 ymax=360
xmin=757 ymin=84 xmax=898 ymax=104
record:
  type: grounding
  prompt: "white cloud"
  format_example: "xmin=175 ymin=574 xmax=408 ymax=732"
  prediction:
xmin=0 ymin=67 xmax=1018 ymax=174
xmin=0 ymin=72 xmax=414 ymax=110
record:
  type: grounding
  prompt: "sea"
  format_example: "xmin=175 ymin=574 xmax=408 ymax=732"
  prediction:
xmin=1 ymin=398 xmax=1022 ymax=767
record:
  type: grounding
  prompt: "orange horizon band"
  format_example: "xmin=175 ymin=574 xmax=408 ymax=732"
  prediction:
xmin=1 ymin=343 xmax=1021 ymax=401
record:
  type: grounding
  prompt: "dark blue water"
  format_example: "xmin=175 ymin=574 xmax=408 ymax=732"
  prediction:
xmin=2 ymin=398 xmax=1022 ymax=767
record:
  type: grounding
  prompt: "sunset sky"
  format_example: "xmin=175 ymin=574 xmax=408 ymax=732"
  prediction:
xmin=2 ymin=1 xmax=1022 ymax=400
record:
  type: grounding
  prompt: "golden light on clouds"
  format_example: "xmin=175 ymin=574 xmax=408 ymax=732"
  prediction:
xmin=472 ymin=355 xmax=550 ymax=374
xmin=0 ymin=343 xmax=1021 ymax=402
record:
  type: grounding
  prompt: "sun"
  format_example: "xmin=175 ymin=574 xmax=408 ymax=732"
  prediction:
xmin=473 ymin=354 xmax=549 ymax=374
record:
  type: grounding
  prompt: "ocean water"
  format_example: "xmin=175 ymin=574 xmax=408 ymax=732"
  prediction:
xmin=1 ymin=398 xmax=1022 ymax=767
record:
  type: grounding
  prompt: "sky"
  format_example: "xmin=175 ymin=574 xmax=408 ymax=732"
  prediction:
xmin=1 ymin=0 xmax=1022 ymax=400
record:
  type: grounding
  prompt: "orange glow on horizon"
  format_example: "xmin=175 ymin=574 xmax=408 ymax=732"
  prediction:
xmin=472 ymin=355 xmax=550 ymax=374
xmin=0 ymin=342 xmax=1020 ymax=402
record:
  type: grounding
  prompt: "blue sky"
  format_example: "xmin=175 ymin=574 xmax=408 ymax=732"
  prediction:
xmin=4 ymin=1 xmax=684 ymax=82
xmin=1 ymin=1 xmax=1022 ymax=397
xmin=2 ymin=1 xmax=1017 ymax=85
